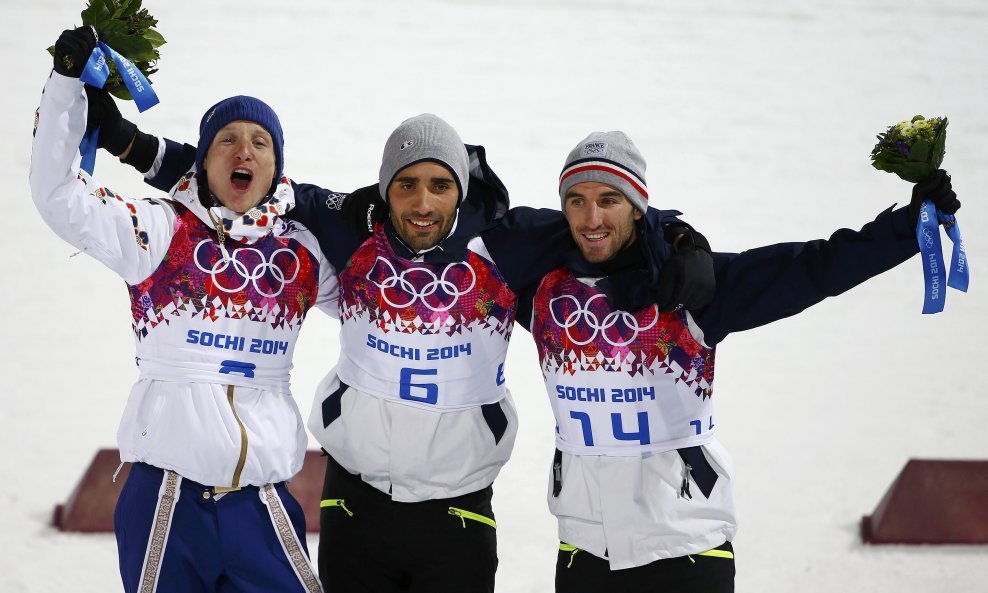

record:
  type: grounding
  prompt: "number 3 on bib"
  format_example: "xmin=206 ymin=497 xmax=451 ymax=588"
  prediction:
xmin=399 ymin=368 xmax=439 ymax=404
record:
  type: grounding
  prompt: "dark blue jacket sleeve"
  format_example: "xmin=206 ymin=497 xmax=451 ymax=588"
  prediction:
xmin=483 ymin=207 xmax=572 ymax=294
xmin=145 ymin=138 xmax=196 ymax=192
xmin=286 ymin=183 xmax=367 ymax=270
xmin=694 ymin=205 xmax=920 ymax=345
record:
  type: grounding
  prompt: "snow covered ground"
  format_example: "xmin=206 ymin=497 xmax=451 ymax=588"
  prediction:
xmin=2 ymin=0 xmax=986 ymax=591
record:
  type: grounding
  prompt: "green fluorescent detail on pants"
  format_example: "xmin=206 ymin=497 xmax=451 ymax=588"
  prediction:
xmin=448 ymin=507 xmax=496 ymax=529
xmin=688 ymin=548 xmax=734 ymax=563
xmin=320 ymin=498 xmax=353 ymax=516
xmin=559 ymin=543 xmax=580 ymax=568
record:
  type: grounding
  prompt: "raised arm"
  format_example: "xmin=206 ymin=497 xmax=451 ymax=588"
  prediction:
xmin=31 ymin=29 xmax=175 ymax=284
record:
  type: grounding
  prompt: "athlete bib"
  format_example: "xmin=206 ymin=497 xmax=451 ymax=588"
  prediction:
xmin=129 ymin=204 xmax=320 ymax=392
xmin=532 ymin=269 xmax=716 ymax=455
xmin=336 ymin=229 xmax=517 ymax=410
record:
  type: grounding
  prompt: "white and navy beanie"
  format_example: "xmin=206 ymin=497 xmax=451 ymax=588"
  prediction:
xmin=558 ymin=131 xmax=648 ymax=214
xmin=378 ymin=113 xmax=469 ymax=202
xmin=196 ymin=95 xmax=285 ymax=179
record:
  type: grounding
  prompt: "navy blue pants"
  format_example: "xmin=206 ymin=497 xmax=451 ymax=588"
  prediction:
xmin=114 ymin=462 xmax=322 ymax=593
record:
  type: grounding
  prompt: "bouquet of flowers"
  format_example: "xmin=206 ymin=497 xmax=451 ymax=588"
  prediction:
xmin=870 ymin=115 xmax=947 ymax=183
xmin=47 ymin=0 xmax=165 ymax=102
xmin=870 ymin=115 xmax=967 ymax=314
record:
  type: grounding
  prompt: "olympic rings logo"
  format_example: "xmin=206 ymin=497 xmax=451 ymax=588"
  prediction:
xmin=194 ymin=239 xmax=300 ymax=298
xmin=367 ymin=256 xmax=476 ymax=312
xmin=549 ymin=294 xmax=659 ymax=347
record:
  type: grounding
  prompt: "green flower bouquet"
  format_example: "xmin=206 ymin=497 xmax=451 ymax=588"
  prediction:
xmin=870 ymin=115 xmax=947 ymax=183
xmin=870 ymin=115 xmax=967 ymax=314
xmin=47 ymin=0 xmax=165 ymax=101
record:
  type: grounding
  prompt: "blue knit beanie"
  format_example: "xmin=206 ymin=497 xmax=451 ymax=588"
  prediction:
xmin=196 ymin=95 xmax=284 ymax=179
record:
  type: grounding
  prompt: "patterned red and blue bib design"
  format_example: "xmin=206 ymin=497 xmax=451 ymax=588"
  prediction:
xmin=339 ymin=228 xmax=516 ymax=337
xmin=129 ymin=204 xmax=319 ymax=339
xmin=534 ymin=269 xmax=714 ymax=399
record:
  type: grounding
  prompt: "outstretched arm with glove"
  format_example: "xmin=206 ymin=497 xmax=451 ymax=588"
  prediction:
xmin=32 ymin=27 xmax=175 ymax=284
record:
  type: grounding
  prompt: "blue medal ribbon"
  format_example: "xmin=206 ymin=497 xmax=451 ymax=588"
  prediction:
xmin=79 ymin=128 xmax=99 ymax=175
xmin=80 ymin=45 xmax=110 ymax=88
xmin=917 ymin=200 xmax=969 ymax=314
xmin=98 ymin=42 xmax=159 ymax=112
xmin=77 ymin=37 xmax=160 ymax=174
xmin=81 ymin=42 xmax=159 ymax=111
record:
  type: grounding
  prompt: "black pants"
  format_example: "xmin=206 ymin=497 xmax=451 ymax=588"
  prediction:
xmin=556 ymin=541 xmax=735 ymax=593
xmin=318 ymin=455 xmax=498 ymax=593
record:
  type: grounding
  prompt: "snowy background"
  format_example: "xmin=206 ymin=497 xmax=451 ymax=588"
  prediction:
xmin=2 ymin=0 xmax=986 ymax=591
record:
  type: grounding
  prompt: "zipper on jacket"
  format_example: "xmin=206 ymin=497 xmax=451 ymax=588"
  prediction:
xmin=141 ymin=392 xmax=166 ymax=437
xmin=214 ymin=385 xmax=247 ymax=493
xmin=448 ymin=507 xmax=496 ymax=529
xmin=552 ymin=448 xmax=563 ymax=497
xmin=559 ymin=543 xmax=580 ymax=568
xmin=679 ymin=462 xmax=693 ymax=500
xmin=320 ymin=499 xmax=353 ymax=516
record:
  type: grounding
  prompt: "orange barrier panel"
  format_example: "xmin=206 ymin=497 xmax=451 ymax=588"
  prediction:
xmin=861 ymin=459 xmax=988 ymax=544
xmin=53 ymin=449 xmax=327 ymax=533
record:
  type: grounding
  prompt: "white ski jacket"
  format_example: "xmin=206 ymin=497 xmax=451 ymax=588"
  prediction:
xmin=30 ymin=73 xmax=339 ymax=488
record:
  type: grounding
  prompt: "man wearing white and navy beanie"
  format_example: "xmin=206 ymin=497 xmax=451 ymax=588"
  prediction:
xmin=558 ymin=131 xmax=648 ymax=214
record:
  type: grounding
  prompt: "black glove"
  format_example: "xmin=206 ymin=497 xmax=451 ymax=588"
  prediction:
xmin=908 ymin=169 xmax=960 ymax=226
xmin=341 ymin=184 xmax=389 ymax=239
xmin=84 ymin=86 xmax=137 ymax=156
xmin=53 ymin=26 xmax=97 ymax=78
xmin=655 ymin=228 xmax=715 ymax=312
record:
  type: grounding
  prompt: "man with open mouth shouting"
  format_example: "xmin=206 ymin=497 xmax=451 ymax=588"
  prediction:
xmin=30 ymin=27 xmax=338 ymax=593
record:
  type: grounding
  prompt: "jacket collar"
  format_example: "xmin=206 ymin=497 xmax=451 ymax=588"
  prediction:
xmin=171 ymin=170 xmax=295 ymax=245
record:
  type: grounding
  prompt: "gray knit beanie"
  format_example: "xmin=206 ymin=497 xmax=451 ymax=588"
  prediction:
xmin=378 ymin=114 xmax=469 ymax=202
xmin=558 ymin=131 xmax=648 ymax=214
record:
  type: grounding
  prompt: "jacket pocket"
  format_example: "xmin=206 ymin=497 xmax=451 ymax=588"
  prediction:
xmin=320 ymin=380 xmax=348 ymax=428
xmin=551 ymin=448 xmax=563 ymax=497
xmin=480 ymin=401 xmax=508 ymax=444
xmin=140 ymin=390 xmax=166 ymax=438
xmin=677 ymin=446 xmax=718 ymax=499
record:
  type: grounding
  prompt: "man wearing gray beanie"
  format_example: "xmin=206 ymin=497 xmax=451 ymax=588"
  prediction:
xmin=558 ymin=130 xmax=649 ymax=215
xmin=532 ymin=131 xmax=961 ymax=593
xmin=375 ymin=113 xmax=471 ymax=252
xmin=96 ymin=108 xmax=720 ymax=592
